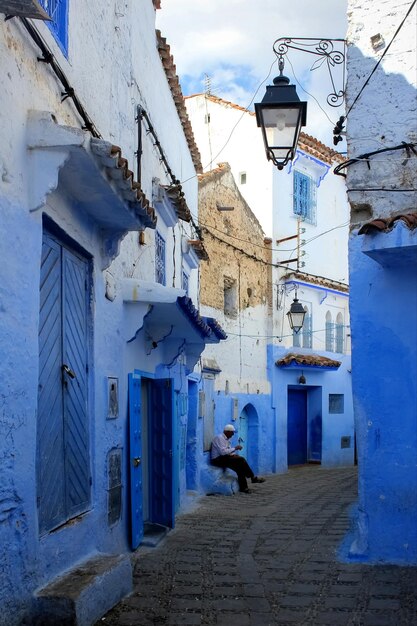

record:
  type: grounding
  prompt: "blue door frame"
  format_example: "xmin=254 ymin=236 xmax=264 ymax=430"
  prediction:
xmin=128 ymin=371 xmax=176 ymax=549
xmin=128 ymin=372 xmax=144 ymax=550
xmin=287 ymin=389 xmax=307 ymax=466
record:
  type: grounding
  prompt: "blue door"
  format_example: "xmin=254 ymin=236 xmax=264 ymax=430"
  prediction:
xmin=287 ymin=389 xmax=307 ymax=466
xmin=149 ymin=379 xmax=175 ymax=528
xmin=37 ymin=230 xmax=90 ymax=534
xmin=128 ymin=373 xmax=144 ymax=549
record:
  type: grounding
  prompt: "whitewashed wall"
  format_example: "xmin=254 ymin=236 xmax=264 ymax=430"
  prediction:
xmin=346 ymin=0 xmax=417 ymax=221
xmin=185 ymin=95 xmax=273 ymax=236
xmin=201 ymin=303 xmax=271 ymax=395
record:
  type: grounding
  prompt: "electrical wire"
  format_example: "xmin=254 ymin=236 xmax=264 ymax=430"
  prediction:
xmin=285 ymin=56 xmax=338 ymax=126
xmin=180 ymin=56 xmax=277 ymax=186
xmin=191 ymin=208 xmax=350 ymax=254
xmin=224 ymin=323 xmax=351 ymax=341
xmin=345 ymin=0 xmax=417 ymax=120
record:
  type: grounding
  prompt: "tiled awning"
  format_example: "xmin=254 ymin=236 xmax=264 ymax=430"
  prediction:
xmin=358 ymin=212 xmax=417 ymax=235
xmin=358 ymin=211 xmax=417 ymax=267
xmin=123 ymin=280 xmax=226 ymax=370
xmin=27 ymin=111 xmax=156 ymax=268
xmin=276 ymin=353 xmax=341 ymax=370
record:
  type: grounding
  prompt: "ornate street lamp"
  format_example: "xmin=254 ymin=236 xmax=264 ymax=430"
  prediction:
xmin=255 ymin=57 xmax=307 ymax=170
xmin=255 ymin=38 xmax=347 ymax=167
xmin=287 ymin=293 xmax=306 ymax=334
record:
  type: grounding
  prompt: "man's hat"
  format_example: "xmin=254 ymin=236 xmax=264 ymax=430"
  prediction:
xmin=224 ymin=424 xmax=235 ymax=432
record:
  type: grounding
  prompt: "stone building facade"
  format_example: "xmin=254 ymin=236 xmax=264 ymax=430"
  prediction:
xmin=193 ymin=163 xmax=274 ymax=481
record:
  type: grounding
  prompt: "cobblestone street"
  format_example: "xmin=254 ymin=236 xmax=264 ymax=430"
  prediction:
xmin=98 ymin=467 xmax=417 ymax=626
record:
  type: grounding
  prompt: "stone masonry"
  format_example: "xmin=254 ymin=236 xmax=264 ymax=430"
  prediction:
xmin=97 ymin=466 xmax=417 ymax=625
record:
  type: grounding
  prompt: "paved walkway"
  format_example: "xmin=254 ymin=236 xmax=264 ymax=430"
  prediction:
xmin=98 ymin=467 xmax=417 ymax=625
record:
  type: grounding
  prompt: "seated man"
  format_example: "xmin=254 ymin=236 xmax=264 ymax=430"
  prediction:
xmin=211 ymin=424 xmax=265 ymax=494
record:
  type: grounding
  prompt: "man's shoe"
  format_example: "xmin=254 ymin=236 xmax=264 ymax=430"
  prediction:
xmin=251 ymin=476 xmax=266 ymax=484
xmin=240 ymin=488 xmax=252 ymax=493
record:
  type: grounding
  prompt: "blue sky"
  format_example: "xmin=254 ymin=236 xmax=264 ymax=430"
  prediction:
xmin=156 ymin=0 xmax=348 ymax=145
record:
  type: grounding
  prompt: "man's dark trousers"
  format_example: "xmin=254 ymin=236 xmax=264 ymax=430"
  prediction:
xmin=211 ymin=454 xmax=254 ymax=491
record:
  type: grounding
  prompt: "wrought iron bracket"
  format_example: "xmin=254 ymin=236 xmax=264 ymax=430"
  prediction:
xmin=273 ymin=37 xmax=346 ymax=108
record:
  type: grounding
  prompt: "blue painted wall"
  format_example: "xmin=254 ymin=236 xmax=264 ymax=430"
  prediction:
xmin=269 ymin=344 xmax=354 ymax=470
xmin=212 ymin=392 xmax=275 ymax=476
xmin=346 ymin=230 xmax=417 ymax=564
xmin=0 ymin=196 xmax=132 ymax=622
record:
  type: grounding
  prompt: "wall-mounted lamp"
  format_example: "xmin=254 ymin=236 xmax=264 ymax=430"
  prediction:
xmin=298 ymin=373 xmax=306 ymax=385
xmin=255 ymin=56 xmax=307 ymax=170
xmin=255 ymin=37 xmax=346 ymax=163
xmin=287 ymin=289 xmax=306 ymax=334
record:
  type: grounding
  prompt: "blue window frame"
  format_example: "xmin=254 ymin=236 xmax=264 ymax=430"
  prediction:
xmin=293 ymin=170 xmax=316 ymax=224
xmin=155 ymin=231 xmax=166 ymax=286
xmin=39 ymin=0 xmax=68 ymax=55
xmin=182 ymin=271 xmax=189 ymax=294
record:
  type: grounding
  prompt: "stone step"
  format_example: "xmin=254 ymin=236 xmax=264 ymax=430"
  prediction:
xmin=33 ymin=554 xmax=132 ymax=626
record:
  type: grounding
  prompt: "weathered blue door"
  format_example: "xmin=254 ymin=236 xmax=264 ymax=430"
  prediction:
xmin=287 ymin=389 xmax=307 ymax=466
xmin=37 ymin=230 xmax=90 ymax=534
xmin=128 ymin=372 xmax=144 ymax=549
xmin=149 ymin=378 xmax=175 ymax=528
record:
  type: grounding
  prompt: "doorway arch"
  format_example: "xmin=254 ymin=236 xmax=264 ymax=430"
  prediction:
xmin=238 ymin=403 xmax=259 ymax=474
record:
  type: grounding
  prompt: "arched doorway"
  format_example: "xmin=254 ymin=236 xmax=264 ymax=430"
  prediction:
xmin=238 ymin=403 xmax=259 ymax=473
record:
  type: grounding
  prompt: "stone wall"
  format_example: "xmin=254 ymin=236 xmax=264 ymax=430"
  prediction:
xmin=199 ymin=163 xmax=272 ymax=312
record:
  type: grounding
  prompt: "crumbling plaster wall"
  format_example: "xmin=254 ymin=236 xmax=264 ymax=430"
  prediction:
xmin=199 ymin=164 xmax=271 ymax=312
xmin=198 ymin=164 xmax=272 ymax=394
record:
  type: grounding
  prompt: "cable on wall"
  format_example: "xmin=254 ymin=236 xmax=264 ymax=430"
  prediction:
xmin=334 ymin=142 xmax=417 ymax=178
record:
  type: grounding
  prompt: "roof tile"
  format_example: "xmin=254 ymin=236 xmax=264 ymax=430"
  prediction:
xmin=90 ymin=139 xmax=157 ymax=228
xmin=358 ymin=212 xmax=417 ymax=235
xmin=156 ymin=31 xmax=203 ymax=173
xmin=276 ymin=353 xmax=341 ymax=368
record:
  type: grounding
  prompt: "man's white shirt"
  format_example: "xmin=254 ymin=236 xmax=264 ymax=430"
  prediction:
xmin=211 ymin=433 xmax=236 ymax=459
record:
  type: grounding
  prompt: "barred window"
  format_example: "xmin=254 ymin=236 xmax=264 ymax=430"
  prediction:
xmin=335 ymin=313 xmax=344 ymax=353
xmin=155 ymin=231 xmax=166 ymax=286
xmin=293 ymin=170 xmax=316 ymax=224
xmin=325 ymin=311 xmax=334 ymax=352
xmin=302 ymin=308 xmax=312 ymax=349
xmin=182 ymin=271 xmax=189 ymax=294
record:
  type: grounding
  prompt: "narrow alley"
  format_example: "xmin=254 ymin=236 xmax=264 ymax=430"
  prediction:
xmin=97 ymin=467 xmax=417 ymax=626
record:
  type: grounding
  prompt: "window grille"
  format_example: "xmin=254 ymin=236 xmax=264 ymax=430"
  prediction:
xmin=39 ymin=0 xmax=68 ymax=54
xmin=302 ymin=309 xmax=312 ymax=349
xmin=325 ymin=312 xmax=334 ymax=352
xmin=329 ymin=394 xmax=344 ymax=414
xmin=155 ymin=231 xmax=166 ymax=286
xmin=293 ymin=170 xmax=316 ymax=224
xmin=292 ymin=329 xmax=301 ymax=347
xmin=182 ymin=271 xmax=189 ymax=294
xmin=335 ymin=313 xmax=344 ymax=353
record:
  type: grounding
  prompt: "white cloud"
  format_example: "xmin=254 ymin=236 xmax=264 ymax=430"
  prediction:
xmin=157 ymin=0 xmax=348 ymax=145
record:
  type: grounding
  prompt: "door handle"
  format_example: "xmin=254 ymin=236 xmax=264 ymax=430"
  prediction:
xmin=62 ymin=364 xmax=76 ymax=379
xmin=132 ymin=457 xmax=141 ymax=467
